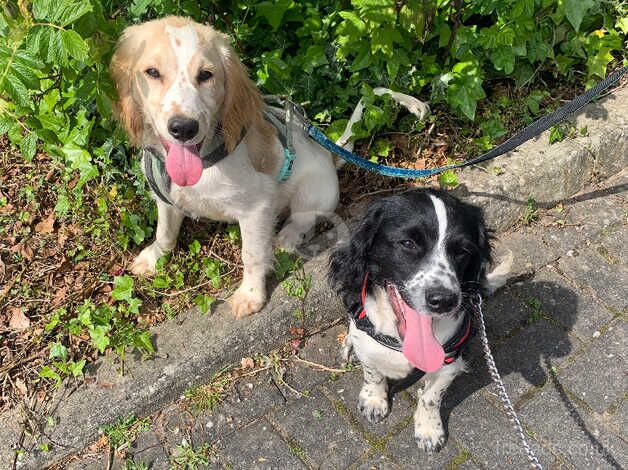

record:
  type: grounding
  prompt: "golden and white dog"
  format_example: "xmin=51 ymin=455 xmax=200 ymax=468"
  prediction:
xmin=110 ymin=16 xmax=429 ymax=317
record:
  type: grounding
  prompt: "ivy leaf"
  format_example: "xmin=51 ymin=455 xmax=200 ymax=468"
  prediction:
xmin=491 ymin=47 xmax=515 ymax=74
xmin=111 ymin=275 xmax=134 ymax=301
xmin=564 ymin=0 xmax=595 ymax=32
xmin=21 ymin=132 xmax=38 ymax=161
xmin=586 ymin=48 xmax=614 ymax=79
xmin=61 ymin=30 xmax=89 ymax=62
xmin=446 ymin=61 xmax=486 ymax=121
xmin=134 ymin=330 xmax=155 ymax=354
xmin=39 ymin=366 xmax=62 ymax=387
xmin=49 ymin=342 xmax=68 ymax=361
xmin=194 ymin=294 xmax=216 ymax=315
xmin=68 ymin=359 xmax=86 ymax=377
xmin=438 ymin=170 xmax=459 ymax=188
xmin=89 ymin=325 xmax=111 ymax=353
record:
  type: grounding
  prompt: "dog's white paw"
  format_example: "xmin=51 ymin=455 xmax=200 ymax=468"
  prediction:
xmin=406 ymin=100 xmax=430 ymax=121
xmin=276 ymin=224 xmax=306 ymax=252
xmin=358 ymin=388 xmax=390 ymax=424
xmin=228 ymin=285 xmax=266 ymax=318
xmin=414 ymin=417 xmax=446 ymax=453
xmin=130 ymin=247 xmax=159 ymax=276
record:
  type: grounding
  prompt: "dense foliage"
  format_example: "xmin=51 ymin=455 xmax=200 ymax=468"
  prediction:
xmin=0 ymin=0 xmax=625 ymax=397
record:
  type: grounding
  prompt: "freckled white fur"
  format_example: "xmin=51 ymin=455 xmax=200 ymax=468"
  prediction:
xmin=406 ymin=194 xmax=459 ymax=309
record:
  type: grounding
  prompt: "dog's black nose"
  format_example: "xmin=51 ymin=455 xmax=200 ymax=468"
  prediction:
xmin=167 ymin=116 xmax=199 ymax=141
xmin=425 ymin=288 xmax=459 ymax=313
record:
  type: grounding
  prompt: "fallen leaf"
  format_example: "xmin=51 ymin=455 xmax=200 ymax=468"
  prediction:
xmin=240 ymin=357 xmax=255 ymax=369
xmin=51 ymin=287 xmax=68 ymax=307
xmin=337 ymin=331 xmax=348 ymax=345
xmin=35 ymin=212 xmax=55 ymax=233
xmin=9 ymin=308 xmax=30 ymax=330
xmin=15 ymin=378 xmax=28 ymax=396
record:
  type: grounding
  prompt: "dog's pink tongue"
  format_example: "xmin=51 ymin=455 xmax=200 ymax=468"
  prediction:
xmin=165 ymin=143 xmax=203 ymax=187
xmin=401 ymin=302 xmax=445 ymax=373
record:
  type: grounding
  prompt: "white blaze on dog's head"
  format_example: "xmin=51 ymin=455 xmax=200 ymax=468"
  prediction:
xmin=405 ymin=194 xmax=461 ymax=315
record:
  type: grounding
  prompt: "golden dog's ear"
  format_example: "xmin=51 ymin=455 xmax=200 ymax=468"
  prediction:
xmin=109 ymin=29 xmax=144 ymax=146
xmin=219 ymin=41 xmax=265 ymax=152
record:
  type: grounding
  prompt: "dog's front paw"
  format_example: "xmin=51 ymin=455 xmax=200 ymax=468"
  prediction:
xmin=414 ymin=420 xmax=446 ymax=453
xmin=276 ymin=225 xmax=305 ymax=252
xmin=228 ymin=285 xmax=266 ymax=318
xmin=340 ymin=335 xmax=356 ymax=364
xmin=130 ymin=247 xmax=159 ymax=276
xmin=358 ymin=389 xmax=389 ymax=424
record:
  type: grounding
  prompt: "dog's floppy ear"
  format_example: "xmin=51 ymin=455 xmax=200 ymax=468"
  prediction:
xmin=218 ymin=39 xmax=265 ymax=152
xmin=463 ymin=203 xmax=493 ymax=288
xmin=329 ymin=202 xmax=384 ymax=312
xmin=109 ymin=26 xmax=145 ymax=145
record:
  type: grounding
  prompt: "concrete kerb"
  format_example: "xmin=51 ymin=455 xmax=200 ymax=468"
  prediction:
xmin=1 ymin=86 xmax=626 ymax=469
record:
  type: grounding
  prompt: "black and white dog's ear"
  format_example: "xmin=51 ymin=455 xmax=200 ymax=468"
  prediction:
xmin=462 ymin=203 xmax=493 ymax=288
xmin=329 ymin=202 xmax=384 ymax=311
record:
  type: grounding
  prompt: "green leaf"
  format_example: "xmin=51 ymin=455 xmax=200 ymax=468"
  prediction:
xmin=438 ymin=170 xmax=459 ymax=188
xmin=188 ymin=239 xmax=201 ymax=255
xmin=39 ymin=366 xmax=62 ymax=387
xmin=349 ymin=42 xmax=371 ymax=72
xmin=302 ymin=45 xmax=328 ymax=73
xmin=446 ymin=62 xmax=486 ymax=121
xmin=586 ymin=48 xmax=614 ymax=79
xmin=0 ymin=116 xmax=15 ymax=134
xmin=61 ymin=30 xmax=89 ymax=62
xmin=352 ymin=0 xmax=397 ymax=23
xmin=256 ymin=0 xmax=294 ymax=30
xmin=152 ymin=275 xmax=171 ymax=289
xmin=491 ymin=47 xmax=515 ymax=74
xmin=89 ymin=325 xmax=111 ymax=353
xmin=134 ymin=330 xmax=155 ymax=354
xmin=49 ymin=342 xmax=68 ymax=361
xmin=20 ymin=132 xmax=38 ymax=161
xmin=68 ymin=359 xmax=86 ymax=377
xmin=564 ymin=0 xmax=595 ymax=32
xmin=193 ymin=294 xmax=216 ymax=314
xmin=112 ymin=275 xmax=134 ymax=301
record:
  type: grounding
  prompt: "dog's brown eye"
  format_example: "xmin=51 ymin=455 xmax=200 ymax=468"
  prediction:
xmin=197 ymin=69 xmax=213 ymax=82
xmin=400 ymin=240 xmax=417 ymax=250
xmin=145 ymin=68 xmax=161 ymax=79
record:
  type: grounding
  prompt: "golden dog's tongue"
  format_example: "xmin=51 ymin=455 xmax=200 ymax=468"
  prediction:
xmin=165 ymin=143 xmax=203 ymax=187
xmin=401 ymin=299 xmax=445 ymax=373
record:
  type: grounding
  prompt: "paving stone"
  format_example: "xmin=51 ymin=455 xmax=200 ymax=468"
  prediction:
xmin=355 ymin=454 xmax=399 ymax=469
xmin=385 ymin=420 xmax=457 ymax=470
xmin=447 ymin=393 xmax=556 ymax=468
xmin=559 ymin=323 xmax=626 ymax=414
xmin=324 ymin=369 xmax=415 ymax=438
xmin=487 ymin=318 xmax=578 ymax=404
xmin=593 ymin=221 xmax=627 ymax=266
xmin=512 ymin=267 xmax=614 ymax=339
xmin=558 ymin=246 xmax=628 ymax=312
xmin=191 ymin=373 xmax=286 ymax=443
xmin=66 ymin=453 xmax=107 ymax=470
xmin=495 ymin=230 xmax=562 ymax=276
xmin=540 ymin=195 xmax=626 ymax=253
xmin=126 ymin=430 xmax=170 ymax=470
xmin=521 ymin=384 xmax=627 ymax=469
xmin=217 ymin=419 xmax=307 ymax=469
xmin=270 ymin=389 xmax=368 ymax=469
xmin=284 ymin=324 xmax=347 ymax=395
xmin=481 ymin=287 xmax=533 ymax=339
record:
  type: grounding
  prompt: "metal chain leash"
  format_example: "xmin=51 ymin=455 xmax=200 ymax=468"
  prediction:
xmin=472 ymin=294 xmax=543 ymax=470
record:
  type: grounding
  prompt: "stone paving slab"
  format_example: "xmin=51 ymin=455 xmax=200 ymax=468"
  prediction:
xmin=558 ymin=244 xmax=628 ymax=312
xmin=521 ymin=384 xmax=627 ymax=469
xmin=217 ymin=419 xmax=307 ymax=470
xmin=511 ymin=266 xmax=615 ymax=340
xmin=447 ymin=393 xmax=557 ymax=468
xmin=559 ymin=322 xmax=626 ymax=415
xmin=269 ymin=389 xmax=368 ymax=469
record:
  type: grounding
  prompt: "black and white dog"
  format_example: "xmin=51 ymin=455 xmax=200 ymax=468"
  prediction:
xmin=329 ymin=189 xmax=493 ymax=452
